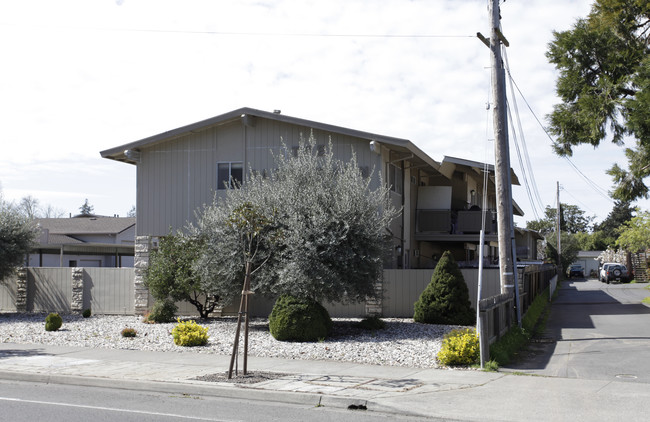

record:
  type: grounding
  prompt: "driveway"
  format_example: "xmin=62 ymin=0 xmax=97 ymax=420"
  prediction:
xmin=504 ymin=278 xmax=650 ymax=383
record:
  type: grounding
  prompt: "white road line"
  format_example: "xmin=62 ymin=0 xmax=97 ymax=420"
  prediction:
xmin=0 ymin=396 xmax=242 ymax=422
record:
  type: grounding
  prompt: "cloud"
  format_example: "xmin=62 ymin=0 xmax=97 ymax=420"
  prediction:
xmin=2 ymin=0 xmax=645 ymax=223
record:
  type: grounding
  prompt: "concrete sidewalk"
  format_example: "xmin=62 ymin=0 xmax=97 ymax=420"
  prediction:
xmin=1 ymin=343 xmax=649 ymax=421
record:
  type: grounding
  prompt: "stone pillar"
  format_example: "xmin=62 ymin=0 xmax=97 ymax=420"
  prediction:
xmin=15 ymin=267 xmax=28 ymax=313
xmin=134 ymin=235 xmax=152 ymax=315
xmin=71 ymin=267 xmax=84 ymax=313
xmin=365 ymin=279 xmax=384 ymax=316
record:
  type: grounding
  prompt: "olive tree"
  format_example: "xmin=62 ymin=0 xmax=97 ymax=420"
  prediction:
xmin=195 ymin=135 xmax=399 ymax=306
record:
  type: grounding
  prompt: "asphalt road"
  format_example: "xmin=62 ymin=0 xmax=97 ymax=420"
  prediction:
xmin=505 ymin=278 xmax=650 ymax=382
xmin=0 ymin=379 xmax=440 ymax=422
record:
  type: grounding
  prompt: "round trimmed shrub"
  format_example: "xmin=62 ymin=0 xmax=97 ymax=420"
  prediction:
xmin=82 ymin=308 xmax=91 ymax=318
xmin=414 ymin=251 xmax=475 ymax=326
xmin=146 ymin=299 xmax=177 ymax=323
xmin=437 ymin=328 xmax=479 ymax=366
xmin=269 ymin=295 xmax=332 ymax=342
xmin=45 ymin=313 xmax=63 ymax=332
xmin=172 ymin=319 xmax=209 ymax=346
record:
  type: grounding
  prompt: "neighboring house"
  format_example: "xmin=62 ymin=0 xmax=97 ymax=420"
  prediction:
xmin=573 ymin=250 xmax=603 ymax=278
xmin=100 ymin=107 xmax=535 ymax=312
xmin=28 ymin=216 xmax=136 ymax=268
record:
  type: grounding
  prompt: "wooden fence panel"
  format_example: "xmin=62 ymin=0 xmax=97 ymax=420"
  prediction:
xmin=382 ymin=269 xmax=502 ymax=317
xmin=0 ymin=277 xmax=17 ymax=312
xmin=28 ymin=268 xmax=72 ymax=313
xmin=84 ymin=268 xmax=135 ymax=315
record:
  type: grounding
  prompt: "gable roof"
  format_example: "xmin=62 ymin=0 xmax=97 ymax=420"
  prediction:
xmin=100 ymin=107 xmax=440 ymax=172
xmin=35 ymin=217 xmax=136 ymax=236
xmin=440 ymin=156 xmax=524 ymax=216
xmin=440 ymin=156 xmax=520 ymax=186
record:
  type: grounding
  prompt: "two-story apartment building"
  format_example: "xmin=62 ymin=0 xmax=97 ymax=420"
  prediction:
xmin=101 ymin=107 xmax=537 ymax=313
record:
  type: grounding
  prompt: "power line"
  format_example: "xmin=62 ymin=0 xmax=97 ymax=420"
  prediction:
xmin=0 ymin=22 xmax=475 ymax=39
xmin=507 ymin=102 xmax=541 ymax=221
xmin=560 ymin=186 xmax=600 ymax=217
xmin=504 ymin=72 xmax=614 ymax=204
xmin=502 ymin=49 xmax=544 ymax=219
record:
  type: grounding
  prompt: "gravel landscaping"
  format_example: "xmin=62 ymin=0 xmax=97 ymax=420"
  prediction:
xmin=0 ymin=313 xmax=462 ymax=368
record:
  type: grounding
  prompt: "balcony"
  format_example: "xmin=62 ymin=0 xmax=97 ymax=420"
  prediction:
xmin=415 ymin=209 xmax=498 ymax=241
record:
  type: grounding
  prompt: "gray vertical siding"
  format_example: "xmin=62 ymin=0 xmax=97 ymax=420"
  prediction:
xmin=382 ymin=269 xmax=501 ymax=317
xmin=136 ymin=118 xmax=386 ymax=237
xmin=2 ymin=267 xmax=509 ymax=318
xmin=137 ymin=123 xmax=240 ymax=236
xmin=29 ymin=268 xmax=72 ymax=313
xmin=84 ymin=268 xmax=135 ymax=315
xmin=0 ymin=278 xmax=17 ymax=312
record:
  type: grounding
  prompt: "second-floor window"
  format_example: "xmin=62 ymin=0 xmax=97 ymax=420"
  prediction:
xmin=387 ymin=162 xmax=403 ymax=195
xmin=217 ymin=162 xmax=243 ymax=189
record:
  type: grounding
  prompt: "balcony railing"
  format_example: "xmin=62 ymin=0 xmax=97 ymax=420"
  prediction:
xmin=416 ymin=209 xmax=497 ymax=234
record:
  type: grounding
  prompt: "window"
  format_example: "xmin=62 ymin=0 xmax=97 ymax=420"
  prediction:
xmin=387 ymin=162 xmax=403 ymax=195
xmin=217 ymin=162 xmax=243 ymax=189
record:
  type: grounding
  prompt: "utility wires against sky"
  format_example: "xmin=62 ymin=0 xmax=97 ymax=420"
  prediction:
xmin=503 ymin=48 xmax=544 ymax=220
xmin=0 ymin=22 xmax=475 ymax=39
xmin=503 ymin=64 xmax=613 ymax=204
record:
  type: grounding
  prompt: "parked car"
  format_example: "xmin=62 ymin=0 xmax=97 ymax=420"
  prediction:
xmin=599 ymin=262 xmax=629 ymax=284
xmin=567 ymin=264 xmax=584 ymax=278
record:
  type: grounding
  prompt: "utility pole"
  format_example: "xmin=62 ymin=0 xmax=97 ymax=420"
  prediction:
xmin=487 ymin=0 xmax=517 ymax=298
xmin=556 ymin=181 xmax=562 ymax=278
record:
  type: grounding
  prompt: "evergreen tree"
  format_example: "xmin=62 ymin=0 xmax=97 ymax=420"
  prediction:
xmin=413 ymin=251 xmax=474 ymax=326
xmin=79 ymin=199 xmax=94 ymax=216
xmin=547 ymin=0 xmax=650 ymax=201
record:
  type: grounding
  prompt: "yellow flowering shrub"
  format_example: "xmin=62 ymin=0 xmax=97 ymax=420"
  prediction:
xmin=171 ymin=319 xmax=209 ymax=347
xmin=437 ymin=328 xmax=479 ymax=366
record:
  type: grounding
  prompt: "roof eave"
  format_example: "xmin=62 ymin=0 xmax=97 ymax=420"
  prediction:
xmin=99 ymin=107 xmax=428 ymax=167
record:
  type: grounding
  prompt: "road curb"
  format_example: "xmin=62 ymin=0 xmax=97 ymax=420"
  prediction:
xmin=0 ymin=369 xmax=376 ymax=412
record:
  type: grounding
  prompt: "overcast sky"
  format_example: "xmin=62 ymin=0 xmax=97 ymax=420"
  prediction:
xmin=1 ymin=0 xmax=644 ymax=226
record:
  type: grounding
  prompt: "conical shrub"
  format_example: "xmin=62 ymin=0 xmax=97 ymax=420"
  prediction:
xmin=413 ymin=251 xmax=475 ymax=325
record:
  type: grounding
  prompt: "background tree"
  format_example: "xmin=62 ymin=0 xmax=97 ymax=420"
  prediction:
xmin=13 ymin=195 xmax=65 ymax=219
xmin=526 ymin=203 xmax=594 ymax=235
xmin=616 ymin=210 xmax=650 ymax=252
xmin=547 ymin=0 xmax=650 ymax=201
xmin=544 ymin=233 xmax=581 ymax=276
xmin=78 ymin=199 xmax=94 ymax=216
xmin=0 ymin=195 xmax=38 ymax=281
xmin=589 ymin=200 xmax=636 ymax=248
xmin=19 ymin=196 xmax=40 ymax=220
xmin=41 ymin=204 xmax=65 ymax=218
xmin=127 ymin=205 xmax=136 ymax=218
xmin=144 ymin=231 xmax=217 ymax=319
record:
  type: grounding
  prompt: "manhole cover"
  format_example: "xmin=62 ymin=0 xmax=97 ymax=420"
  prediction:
xmin=615 ymin=374 xmax=638 ymax=379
